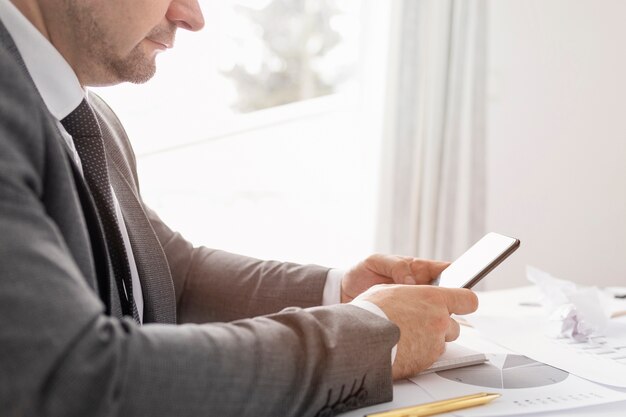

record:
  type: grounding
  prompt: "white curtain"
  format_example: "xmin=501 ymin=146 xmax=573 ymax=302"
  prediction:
xmin=376 ymin=0 xmax=487 ymax=261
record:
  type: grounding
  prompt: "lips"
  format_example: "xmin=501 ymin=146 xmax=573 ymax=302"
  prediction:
xmin=146 ymin=38 xmax=173 ymax=49
xmin=145 ymin=24 xmax=176 ymax=50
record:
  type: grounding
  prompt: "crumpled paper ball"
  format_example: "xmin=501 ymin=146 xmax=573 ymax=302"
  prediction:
xmin=527 ymin=266 xmax=611 ymax=341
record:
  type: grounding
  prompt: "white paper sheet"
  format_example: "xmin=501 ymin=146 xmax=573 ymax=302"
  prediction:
xmin=409 ymin=353 xmax=626 ymax=416
xmin=417 ymin=342 xmax=487 ymax=375
xmin=458 ymin=284 xmax=626 ymax=388
xmin=468 ymin=315 xmax=626 ymax=388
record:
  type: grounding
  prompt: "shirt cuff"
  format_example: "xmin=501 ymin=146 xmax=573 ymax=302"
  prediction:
xmin=322 ymin=269 xmax=345 ymax=305
xmin=349 ymin=299 xmax=398 ymax=365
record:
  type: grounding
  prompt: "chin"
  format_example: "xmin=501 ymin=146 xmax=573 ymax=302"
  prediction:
xmin=109 ymin=57 xmax=157 ymax=85
xmin=128 ymin=66 xmax=157 ymax=84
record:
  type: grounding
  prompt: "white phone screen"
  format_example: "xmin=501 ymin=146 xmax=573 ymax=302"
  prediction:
xmin=436 ymin=232 xmax=519 ymax=288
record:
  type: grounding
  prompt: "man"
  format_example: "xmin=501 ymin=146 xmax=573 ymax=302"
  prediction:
xmin=0 ymin=0 xmax=478 ymax=416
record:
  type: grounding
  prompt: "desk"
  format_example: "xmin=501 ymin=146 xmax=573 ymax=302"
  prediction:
xmin=340 ymin=287 xmax=626 ymax=417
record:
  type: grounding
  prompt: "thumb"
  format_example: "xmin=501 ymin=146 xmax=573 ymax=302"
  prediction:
xmin=440 ymin=287 xmax=479 ymax=315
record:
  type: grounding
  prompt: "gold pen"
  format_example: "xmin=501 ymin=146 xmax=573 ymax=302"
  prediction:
xmin=365 ymin=392 xmax=501 ymax=417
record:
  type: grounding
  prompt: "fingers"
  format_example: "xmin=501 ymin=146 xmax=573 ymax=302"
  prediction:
xmin=365 ymin=254 xmax=416 ymax=284
xmin=445 ymin=317 xmax=461 ymax=342
xmin=366 ymin=254 xmax=452 ymax=285
xmin=440 ymin=288 xmax=479 ymax=315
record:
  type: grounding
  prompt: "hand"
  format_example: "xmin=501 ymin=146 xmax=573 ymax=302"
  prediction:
xmin=341 ymin=254 xmax=449 ymax=303
xmin=357 ymin=284 xmax=478 ymax=379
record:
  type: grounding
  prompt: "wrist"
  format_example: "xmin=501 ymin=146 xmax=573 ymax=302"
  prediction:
xmin=340 ymin=282 xmax=348 ymax=303
xmin=340 ymin=280 xmax=357 ymax=303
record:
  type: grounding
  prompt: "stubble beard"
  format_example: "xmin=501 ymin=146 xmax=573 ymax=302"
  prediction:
xmin=107 ymin=43 xmax=157 ymax=85
xmin=65 ymin=1 xmax=173 ymax=85
xmin=102 ymin=23 xmax=176 ymax=85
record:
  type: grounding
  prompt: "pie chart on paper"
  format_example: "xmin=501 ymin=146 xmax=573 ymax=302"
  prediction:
xmin=436 ymin=354 xmax=569 ymax=389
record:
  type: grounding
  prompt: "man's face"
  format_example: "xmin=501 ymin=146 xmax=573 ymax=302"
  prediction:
xmin=44 ymin=0 xmax=204 ymax=86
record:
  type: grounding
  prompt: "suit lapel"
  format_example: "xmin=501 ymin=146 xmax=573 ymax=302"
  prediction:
xmin=107 ymin=164 xmax=177 ymax=324
xmin=92 ymin=106 xmax=177 ymax=324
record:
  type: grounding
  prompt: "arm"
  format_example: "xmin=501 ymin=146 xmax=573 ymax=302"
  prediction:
xmin=0 ymin=53 xmax=398 ymax=417
xmin=146 ymin=206 xmax=331 ymax=323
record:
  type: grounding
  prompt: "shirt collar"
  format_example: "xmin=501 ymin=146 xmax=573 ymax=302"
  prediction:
xmin=0 ymin=0 xmax=84 ymax=121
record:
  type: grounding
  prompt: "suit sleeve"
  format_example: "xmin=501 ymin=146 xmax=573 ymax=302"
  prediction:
xmin=146 ymin=205 xmax=332 ymax=323
xmin=0 ymin=52 xmax=399 ymax=417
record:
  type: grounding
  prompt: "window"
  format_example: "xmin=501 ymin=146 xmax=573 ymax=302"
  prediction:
xmin=220 ymin=0 xmax=360 ymax=112
xmin=94 ymin=0 xmax=391 ymax=267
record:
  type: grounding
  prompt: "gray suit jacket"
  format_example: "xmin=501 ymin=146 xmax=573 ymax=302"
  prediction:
xmin=0 ymin=20 xmax=398 ymax=417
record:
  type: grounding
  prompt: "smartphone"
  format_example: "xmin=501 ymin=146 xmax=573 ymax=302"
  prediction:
xmin=434 ymin=232 xmax=520 ymax=288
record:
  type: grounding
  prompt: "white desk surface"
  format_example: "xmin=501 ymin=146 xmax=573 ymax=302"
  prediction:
xmin=340 ymin=286 xmax=626 ymax=417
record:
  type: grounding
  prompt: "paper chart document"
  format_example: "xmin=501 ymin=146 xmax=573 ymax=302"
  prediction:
xmin=468 ymin=315 xmax=626 ymax=388
xmin=409 ymin=353 xmax=626 ymax=416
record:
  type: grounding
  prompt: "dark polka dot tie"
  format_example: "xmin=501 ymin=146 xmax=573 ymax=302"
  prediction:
xmin=62 ymin=99 xmax=140 ymax=323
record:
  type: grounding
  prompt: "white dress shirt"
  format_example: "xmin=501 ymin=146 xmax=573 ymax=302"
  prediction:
xmin=0 ymin=0 xmax=392 ymax=350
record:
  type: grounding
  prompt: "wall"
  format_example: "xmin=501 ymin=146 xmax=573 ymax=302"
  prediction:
xmin=484 ymin=0 xmax=626 ymax=288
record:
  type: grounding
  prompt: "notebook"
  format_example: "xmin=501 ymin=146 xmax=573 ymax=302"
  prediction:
xmin=417 ymin=342 xmax=487 ymax=375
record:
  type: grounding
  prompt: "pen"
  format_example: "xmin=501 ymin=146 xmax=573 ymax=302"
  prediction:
xmin=364 ymin=392 xmax=501 ymax=417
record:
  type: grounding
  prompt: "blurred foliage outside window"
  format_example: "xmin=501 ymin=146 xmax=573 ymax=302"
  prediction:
xmin=220 ymin=0 xmax=361 ymax=113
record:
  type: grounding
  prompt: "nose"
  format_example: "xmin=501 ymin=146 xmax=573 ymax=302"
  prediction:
xmin=166 ymin=0 xmax=205 ymax=32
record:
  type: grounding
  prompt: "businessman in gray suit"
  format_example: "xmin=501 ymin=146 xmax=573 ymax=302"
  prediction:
xmin=0 ymin=0 xmax=478 ymax=416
